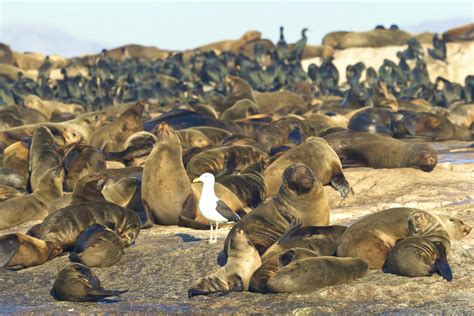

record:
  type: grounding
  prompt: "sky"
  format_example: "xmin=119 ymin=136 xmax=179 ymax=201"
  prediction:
xmin=0 ymin=0 xmax=473 ymax=56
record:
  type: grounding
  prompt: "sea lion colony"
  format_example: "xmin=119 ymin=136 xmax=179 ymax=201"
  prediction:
xmin=0 ymin=24 xmax=472 ymax=302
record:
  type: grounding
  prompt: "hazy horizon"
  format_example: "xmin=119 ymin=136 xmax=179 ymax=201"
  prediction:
xmin=0 ymin=1 xmax=472 ymax=57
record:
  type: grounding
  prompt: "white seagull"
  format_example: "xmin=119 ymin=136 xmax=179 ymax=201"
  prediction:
xmin=193 ymin=173 xmax=240 ymax=243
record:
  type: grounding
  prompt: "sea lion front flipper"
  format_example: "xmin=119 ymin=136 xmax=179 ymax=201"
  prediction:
xmin=288 ymin=128 xmax=302 ymax=144
xmin=221 ymin=274 xmax=243 ymax=295
xmin=0 ymin=235 xmax=19 ymax=267
xmin=330 ymin=174 xmax=350 ymax=198
xmin=434 ymin=242 xmax=453 ymax=281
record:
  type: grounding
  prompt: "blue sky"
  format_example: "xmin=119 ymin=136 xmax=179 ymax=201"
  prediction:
xmin=0 ymin=1 xmax=472 ymax=56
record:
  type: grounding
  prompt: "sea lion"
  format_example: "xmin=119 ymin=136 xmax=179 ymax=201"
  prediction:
xmin=443 ymin=22 xmax=474 ymax=42
xmin=69 ymin=224 xmax=124 ymax=267
xmin=0 ymin=233 xmax=62 ymax=269
xmin=255 ymin=91 xmax=308 ymax=114
xmin=186 ymin=145 xmax=268 ymax=179
xmin=24 ymin=95 xmax=84 ymax=120
xmin=249 ymin=247 xmax=320 ymax=293
xmin=190 ymin=126 xmax=232 ymax=144
xmin=224 ymin=163 xmax=329 ymax=257
xmin=3 ymin=141 xmax=29 ymax=180
xmin=0 ymin=124 xmax=84 ymax=147
xmin=347 ymin=108 xmax=396 ymax=135
xmin=221 ymin=99 xmax=260 ymax=121
xmin=384 ymin=210 xmax=469 ymax=281
xmin=89 ymin=101 xmax=144 ymax=152
xmin=266 ymin=255 xmax=368 ymax=293
xmin=323 ymin=131 xmax=438 ymax=171
xmin=188 ymin=227 xmax=261 ymax=297
xmin=0 ymin=165 xmax=63 ymax=231
xmin=28 ymin=126 xmax=61 ymax=192
xmin=212 ymin=76 xmax=257 ymax=112
xmin=142 ymin=123 xmax=194 ymax=225
xmin=63 ymin=143 xmax=107 ymax=191
xmin=37 ymin=201 xmax=141 ymax=249
xmin=50 ymin=263 xmax=128 ymax=302
xmin=104 ymin=131 xmax=156 ymax=166
xmin=216 ymin=162 xmax=267 ymax=208
xmin=337 ymin=208 xmax=471 ymax=269
xmin=264 ymin=137 xmax=349 ymax=197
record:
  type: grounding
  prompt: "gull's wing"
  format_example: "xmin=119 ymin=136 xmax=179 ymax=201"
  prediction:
xmin=216 ymin=200 xmax=240 ymax=222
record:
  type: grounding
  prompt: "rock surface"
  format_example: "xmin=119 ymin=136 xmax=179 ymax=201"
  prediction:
xmin=0 ymin=142 xmax=473 ymax=313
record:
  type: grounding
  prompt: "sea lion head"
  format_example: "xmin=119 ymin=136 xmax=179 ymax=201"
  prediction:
xmin=408 ymin=211 xmax=471 ymax=240
xmin=281 ymin=163 xmax=316 ymax=195
xmin=60 ymin=127 xmax=84 ymax=145
xmin=41 ymin=165 xmax=64 ymax=193
xmin=406 ymin=143 xmax=438 ymax=172
xmin=46 ymin=241 xmax=64 ymax=260
xmin=155 ymin=123 xmax=181 ymax=146
xmin=228 ymin=227 xmax=254 ymax=253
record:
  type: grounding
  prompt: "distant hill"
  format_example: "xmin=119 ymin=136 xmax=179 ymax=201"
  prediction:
xmin=0 ymin=24 xmax=108 ymax=57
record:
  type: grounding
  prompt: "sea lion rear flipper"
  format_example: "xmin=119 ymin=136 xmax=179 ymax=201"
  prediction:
xmin=178 ymin=216 xmax=209 ymax=230
xmin=330 ymin=174 xmax=350 ymax=198
xmin=87 ymin=288 xmax=128 ymax=300
xmin=0 ymin=235 xmax=20 ymax=267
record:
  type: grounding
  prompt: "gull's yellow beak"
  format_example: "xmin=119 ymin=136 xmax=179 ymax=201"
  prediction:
xmin=192 ymin=177 xmax=202 ymax=183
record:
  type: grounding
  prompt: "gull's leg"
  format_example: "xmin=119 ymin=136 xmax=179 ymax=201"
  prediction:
xmin=210 ymin=222 xmax=216 ymax=244
xmin=215 ymin=222 xmax=219 ymax=241
xmin=209 ymin=223 xmax=213 ymax=243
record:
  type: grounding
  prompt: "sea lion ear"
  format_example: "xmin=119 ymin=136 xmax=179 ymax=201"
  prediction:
xmin=408 ymin=211 xmax=436 ymax=236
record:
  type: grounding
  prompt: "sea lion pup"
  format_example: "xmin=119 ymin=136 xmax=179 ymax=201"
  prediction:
xmin=0 ymin=233 xmax=62 ymax=269
xmin=37 ymin=201 xmax=141 ymax=249
xmin=323 ymin=131 xmax=438 ymax=172
xmin=89 ymin=101 xmax=145 ymax=152
xmin=212 ymin=76 xmax=257 ymax=112
xmin=0 ymin=165 xmax=63 ymax=231
xmin=250 ymin=221 xmax=347 ymax=293
xmin=384 ymin=210 xmax=470 ymax=280
xmin=28 ymin=126 xmax=61 ymax=192
xmin=24 ymin=95 xmax=84 ymax=120
xmin=266 ymin=254 xmax=368 ymax=293
xmin=216 ymin=162 xmax=267 ymax=208
xmin=51 ymin=263 xmax=128 ymax=302
xmin=3 ymin=141 xmax=29 ymax=180
xmin=347 ymin=108 xmax=396 ymax=135
xmin=254 ymin=91 xmax=308 ymax=114
xmin=188 ymin=228 xmax=261 ymax=298
xmin=142 ymin=123 xmax=194 ymax=225
xmin=69 ymin=224 xmax=124 ymax=267
xmin=0 ymin=124 xmax=84 ymax=147
xmin=221 ymin=99 xmax=260 ymax=121
xmin=63 ymin=143 xmax=107 ymax=191
xmin=224 ymin=163 xmax=329 ymax=257
xmin=186 ymin=145 xmax=268 ymax=179
xmin=337 ymin=208 xmax=471 ymax=269
xmin=264 ymin=137 xmax=349 ymax=197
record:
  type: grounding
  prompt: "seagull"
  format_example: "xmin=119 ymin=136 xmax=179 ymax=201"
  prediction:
xmin=193 ymin=173 xmax=240 ymax=244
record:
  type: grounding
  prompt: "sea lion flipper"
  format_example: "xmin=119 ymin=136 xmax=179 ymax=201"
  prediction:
xmin=279 ymin=249 xmax=297 ymax=267
xmin=277 ymin=218 xmax=303 ymax=245
xmin=0 ymin=235 xmax=20 ymax=267
xmin=330 ymin=174 xmax=350 ymax=198
xmin=87 ymin=288 xmax=128 ymax=300
xmin=177 ymin=216 xmax=209 ymax=230
xmin=435 ymin=258 xmax=453 ymax=282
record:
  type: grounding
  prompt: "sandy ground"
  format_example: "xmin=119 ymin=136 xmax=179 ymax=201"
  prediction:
xmin=0 ymin=141 xmax=473 ymax=314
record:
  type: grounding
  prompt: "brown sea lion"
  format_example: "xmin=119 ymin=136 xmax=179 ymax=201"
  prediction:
xmin=186 ymin=145 xmax=268 ymax=179
xmin=323 ymin=131 xmax=438 ymax=171
xmin=89 ymin=101 xmax=144 ymax=151
xmin=216 ymin=162 xmax=267 ymax=208
xmin=0 ymin=233 xmax=62 ymax=269
xmin=443 ymin=22 xmax=474 ymax=42
xmin=103 ymin=131 xmax=156 ymax=167
xmin=69 ymin=224 xmax=124 ymax=267
xmin=249 ymin=221 xmax=347 ymax=293
xmin=28 ymin=126 xmax=61 ymax=192
xmin=3 ymin=141 xmax=29 ymax=180
xmin=24 ymin=95 xmax=84 ymax=120
xmin=0 ymin=184 xmax=24 ymax=202
xmin=212 ymin=76 xmax=256 ymax=112
xmin=63 ymin=143 xmax=107 ymax=191
xmin=50 ymin=263 xmax=128 ymax=302
xmin=142 ymin=123 xmax=194 ymax=225
xmin=221 ymin=99 xmax=260 ymax=121
xmin=266 ymin=255 xmax=368 ymax=293
xmin=0 ymin=165 xmax=63 ymax=231
xmin=37 ymin=201 xmax=141 ymax=249
xmin=0 ymin=123 xmax=84 ymax=147
xmin=188 ymin=227 xmax=261 ymax=297
xmin=255 ymin=91 xmax=308 ymax=114
xmin=264 ymin=137 xmax=349 ymax=197
xmin=337 ymin=208 xmax=471 ymax=269
xmin=224 ymin=163 xmax=329 ymax=257
xmin=190 ymin=126 xmax=232 ymax=144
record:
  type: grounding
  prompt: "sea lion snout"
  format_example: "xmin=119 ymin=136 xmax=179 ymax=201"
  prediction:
xmin=461 ymin=222 xmax=471 ymax=237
